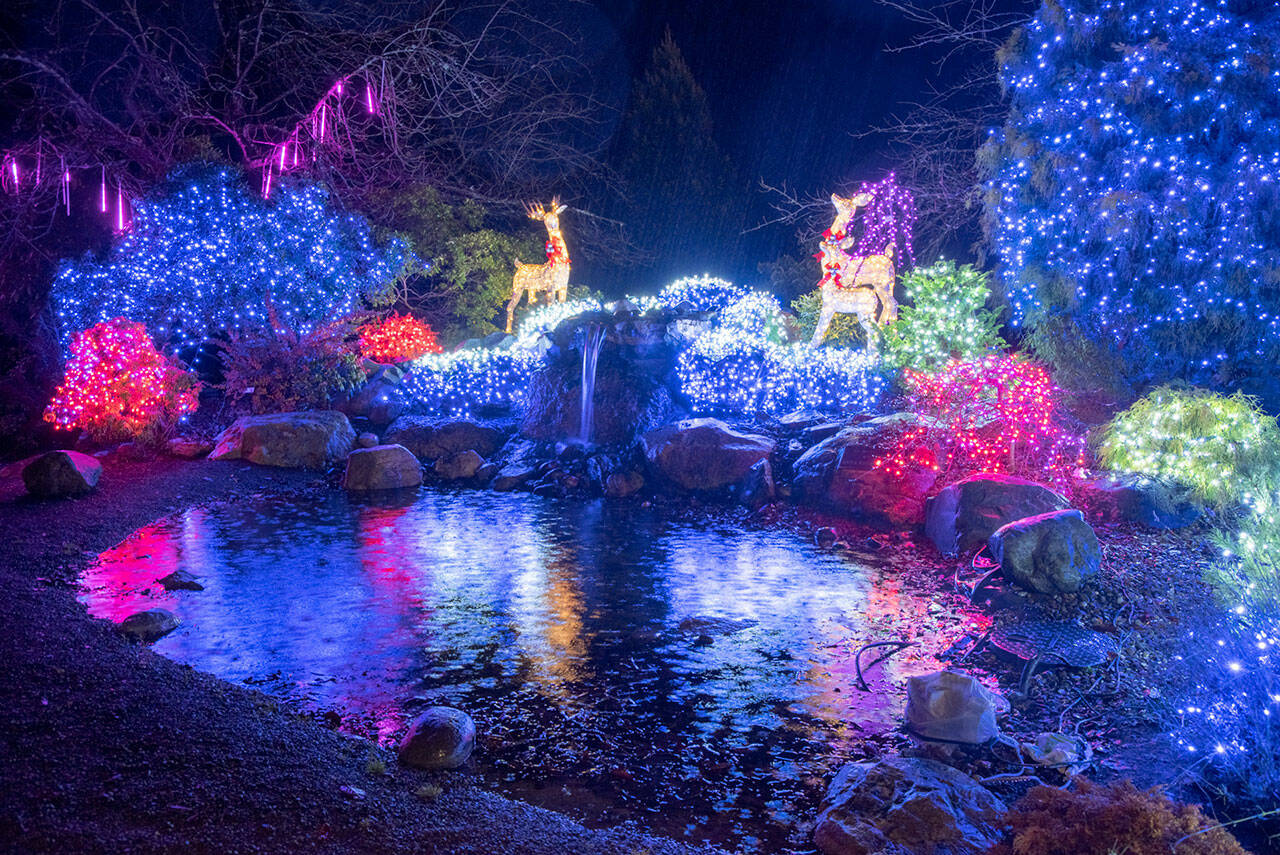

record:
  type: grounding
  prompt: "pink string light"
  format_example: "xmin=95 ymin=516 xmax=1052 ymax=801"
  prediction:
xmin=100 ymin=166 xmax=108 ymax=213
xmin=115 ymin=181 xmax=128 ymax=232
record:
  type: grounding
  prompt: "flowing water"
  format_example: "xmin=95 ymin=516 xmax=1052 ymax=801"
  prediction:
xmin=80 ymin=489 xmax=971 ymax=852
xmin=579 ymin=324 xmax=607 ymax=443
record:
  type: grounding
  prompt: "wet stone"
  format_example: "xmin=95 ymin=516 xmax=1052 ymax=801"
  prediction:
xmin=158 ymin=570 xmax=204 ymax=591
xmin=117 ymin=608 xmax=180 ymax=643
xmin=398 ymin=707 xmax=476 ymax=770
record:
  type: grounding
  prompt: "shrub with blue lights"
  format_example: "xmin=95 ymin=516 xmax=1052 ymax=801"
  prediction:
xmin=51 ymin=163 xmax=413 ymax=350
xmin=676 ymin=292 xmax=884 ymax=417
xmin=401 ymin=282 xmax=886 ymax=420
xmin=403 ymin=349 xmax=541 ymax=420
xmin=982 ymin=0 xmax=1280 ymax=398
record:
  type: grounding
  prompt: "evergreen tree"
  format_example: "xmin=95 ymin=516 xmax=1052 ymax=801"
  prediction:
xmin=981 ymin=0 xmax=1280 ymax=403
xmin=609 ymin=31 xmax=741 ymax=289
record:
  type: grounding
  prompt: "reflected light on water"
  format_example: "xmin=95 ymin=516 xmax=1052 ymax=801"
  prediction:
xmin=81 ymin=490 xmax=965 ymax=851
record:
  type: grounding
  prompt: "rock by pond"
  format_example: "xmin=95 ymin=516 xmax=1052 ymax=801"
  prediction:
xmin=22 ymin=450 xmax=102 ymax=497
xmin=988 ymin=509 xmax=1101 ymax=595
xmin=166 ymin=437 xmax=214 ymax=458
xmin=434 ymin=449 xmax=484 ymax=481
xmin=211 ymin=411 xmax=356 ymax=469
xmin=492 ymin=464 xmax=538 ymax=492
xmin=385 ymin=416 xmax=506 ymax=462
xmin=792 ymin=413 xmax=938 ymax=527
xmin=1076 ymin=471 xmax=1201 ymax=529
xmin=605 ymin=470 xmax=645 ymax=497
xmin=641 ymin=418 xmax=775 ymax=491
xmin=342 ymin=444 xmax=423 ymax=491
xmin=398 ymin=706 xmax=476 ymax=770
xmin=925 ymin=473 xmax=1070 ymax=555
xmin=814 ymin=756 xmax=1006 ymax=855
xmin=117 ymin=608 xmax=180 ymax=642
xmin=158 ymin=570 xmax=204 ymax=591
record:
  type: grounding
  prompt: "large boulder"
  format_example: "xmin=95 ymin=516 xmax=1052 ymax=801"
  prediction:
xmin=385 ymin=416 xmax=506 ymax=462
xmin=905 ymin=671 xmax=1007 ymax=744
xmin=22 ymin=450 xmax=102 ymax=497
xmin=342 ymin=444 xmax=423 ymax=491
xmin=641 ymin=418 xmax=775 ymax=491
xmin=1075 ymin=472 xmax=1201 ymax=529
xmin=924 ymin=473 xmax=1070 ymax=555
xmin=814 ymin=756 xmax=1006 ymax=855
xmin=793 ymin=413 xmax=938 ymax=527
xmin=211 ymin=411 xmax=355 ymax=469
xmin=398 ymin=707 xmax=476 ymax=770
xmin=988 ymin=509 xmax=1102 ymax=594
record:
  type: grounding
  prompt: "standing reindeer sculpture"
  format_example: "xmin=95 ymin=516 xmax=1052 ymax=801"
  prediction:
xmin=506 ymin=199 xmax=571 ymax=334
xmin=810 ymin=191 xmax=900 ymax=348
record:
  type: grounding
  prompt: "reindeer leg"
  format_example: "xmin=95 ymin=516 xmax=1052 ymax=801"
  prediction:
xmin=860 ymin=309 xmax=878 ymax=353
xmin=506 ymin=285 xmax=523 ymax=334
xmin=811 ymin=300 xmax=836 ymax=347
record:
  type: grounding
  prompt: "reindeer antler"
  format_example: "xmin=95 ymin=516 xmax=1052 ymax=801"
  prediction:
xmin=526 ymin=201 xmax=548 ymax=220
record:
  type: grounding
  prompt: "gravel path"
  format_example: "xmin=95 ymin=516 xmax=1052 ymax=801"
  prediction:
xmin=0 ymin=455 xmax=721 ymax=855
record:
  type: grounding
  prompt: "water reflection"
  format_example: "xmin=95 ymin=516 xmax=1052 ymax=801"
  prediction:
xmin=81 ymin=490 xmax=961 ymax=851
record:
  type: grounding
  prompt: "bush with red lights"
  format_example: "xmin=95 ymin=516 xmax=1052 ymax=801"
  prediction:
xmin=359 ymin=313 xmax=443 ymax=364
xmin=876 ymin=355 xmax=1083 ymax=486
xmin=44 ymin=318 xmax=200 ymax=443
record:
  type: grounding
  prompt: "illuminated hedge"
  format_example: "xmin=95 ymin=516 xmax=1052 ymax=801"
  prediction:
xmin=403 ymin=349 xmax=541 ymax=419
xmin=1096 ymin=386 xmax=1280 ymax=507
xmin=876 ymin=355 xmax=1083 ymax=486
xmin=883 ymin=261 xmax=1005 ymax=372
xmin=676 ymin=294 xmax=884 ymax=417
xmin=359 ymin=313 xmax=443 ymax=363
xmin=45 ymin=318 xmax=200 ymax=443
xmin=51 ymin=164 xmax=412 ymax=350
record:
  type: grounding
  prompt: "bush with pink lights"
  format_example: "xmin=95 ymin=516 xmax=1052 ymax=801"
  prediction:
xmin=875 ymin=355 xmax=1085 ymax=487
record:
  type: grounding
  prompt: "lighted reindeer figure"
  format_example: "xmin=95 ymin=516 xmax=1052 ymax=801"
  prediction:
xmin=506 ymin=199 xmax=571 ymax=334
xmin=810 ymin=189 xmax=902 ymax=347
xmin=810 ymin=241 xmax=897 ymax=348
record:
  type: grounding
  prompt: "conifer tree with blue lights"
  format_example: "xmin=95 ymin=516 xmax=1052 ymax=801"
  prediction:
xmin=51 ymin=163 xmax=412 ymax=351
xmin=982 ymin=0 xmax=1280 ymax=402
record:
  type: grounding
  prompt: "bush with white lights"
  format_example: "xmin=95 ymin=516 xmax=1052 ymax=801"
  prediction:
xmin=1096 ymin=386 xmax=1280 ymax=508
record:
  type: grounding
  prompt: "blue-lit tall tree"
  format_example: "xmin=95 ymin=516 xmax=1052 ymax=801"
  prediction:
xmin=982 ymin=0 xmax=1280 ymax=403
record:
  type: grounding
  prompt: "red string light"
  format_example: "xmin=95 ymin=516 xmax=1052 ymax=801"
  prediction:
xmin=874 ymin=355 xmax=1084 ymax=485
xmin=44 ymin=317 xmax=200 ymax=441
xmin=359 ymin=313 xmax=443 ymax=364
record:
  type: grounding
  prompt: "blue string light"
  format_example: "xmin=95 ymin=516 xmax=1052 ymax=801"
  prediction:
xmin=51 ymin=164 xmax=412 ymax=350
xmin=984 ymin=0 xmax=1280 ymax=385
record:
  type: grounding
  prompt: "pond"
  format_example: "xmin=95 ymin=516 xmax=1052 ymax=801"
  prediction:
xmin=80 ymin=489 xmax=978 ymax=853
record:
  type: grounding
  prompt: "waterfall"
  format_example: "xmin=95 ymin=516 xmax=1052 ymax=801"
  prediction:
xmin=579 ymin=324 xmax=606 ymax=443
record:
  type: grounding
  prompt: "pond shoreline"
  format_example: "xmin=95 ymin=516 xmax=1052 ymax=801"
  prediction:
xmin=0 ymin=455 xmax=721 ymax=855
xmin=0 ymin=452 xmax=1237 ymax=853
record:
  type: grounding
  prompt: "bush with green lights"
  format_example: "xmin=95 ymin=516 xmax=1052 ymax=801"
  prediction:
xmin=1095 ymin=386 xmax=1280 ymax=508
xmin=882 ymin=261 xmax=1005 ymax=372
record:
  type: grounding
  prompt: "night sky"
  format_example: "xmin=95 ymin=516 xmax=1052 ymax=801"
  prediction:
xmin=583 ymin=0 xmax=1036 ymax=275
